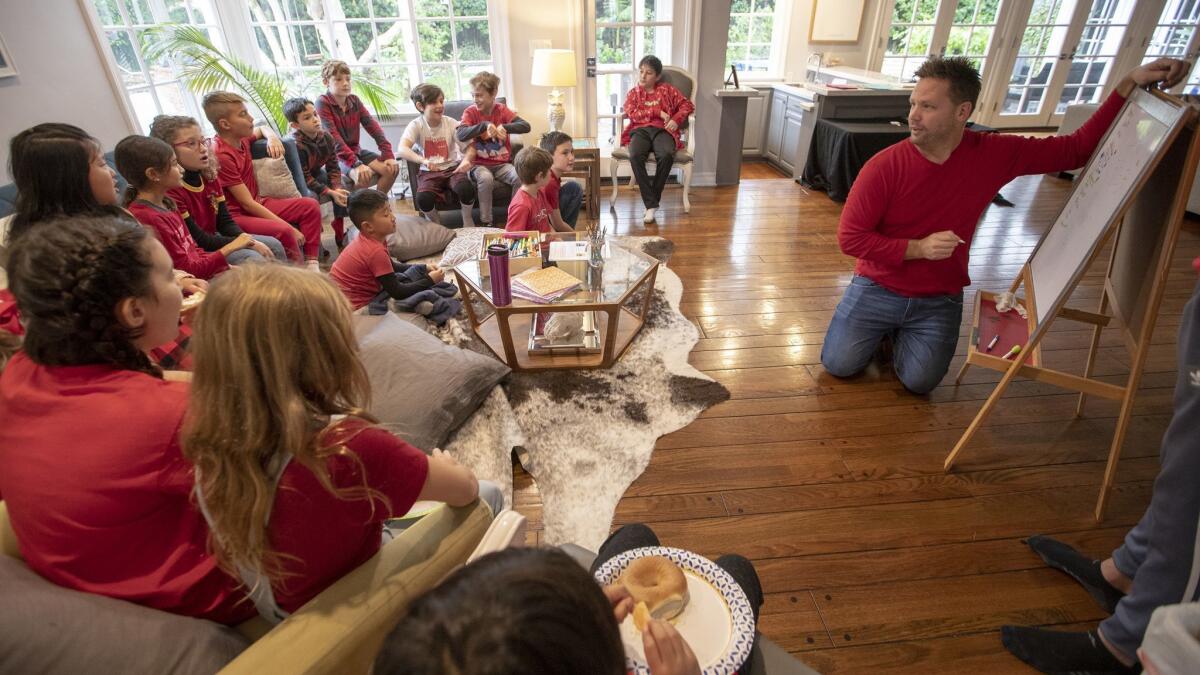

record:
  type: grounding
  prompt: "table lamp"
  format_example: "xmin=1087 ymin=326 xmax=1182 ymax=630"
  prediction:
xmin=531 ymin=48 xmax=577 ymax=133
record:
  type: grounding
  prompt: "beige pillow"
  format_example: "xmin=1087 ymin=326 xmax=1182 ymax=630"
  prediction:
xmin=252 ymin=157 xmax=302 ymax=199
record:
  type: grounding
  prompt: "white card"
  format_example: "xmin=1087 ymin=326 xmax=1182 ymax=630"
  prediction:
xmin=548 ymin=240 xmax=590 ymax=261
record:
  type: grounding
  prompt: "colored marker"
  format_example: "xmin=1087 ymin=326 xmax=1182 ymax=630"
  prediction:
xmin=986 ymin=334 xmax=1000 ymax=352
xmin=1002 ymin=344 xmax=1022 ymax=360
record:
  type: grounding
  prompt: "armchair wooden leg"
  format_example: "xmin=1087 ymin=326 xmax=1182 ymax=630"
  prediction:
xmin=609 ymin=159 xmax=621 ymax=210
xmin=681 ymin=163 xmax=692 ymax=213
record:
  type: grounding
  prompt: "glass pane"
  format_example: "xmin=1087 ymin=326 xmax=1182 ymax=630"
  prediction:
xmin=947 ymin=26 xmax=970 ymax=55
xmin=595 ymin=72 xmax=633 ymax=116
xmin=597 ymin=26 xmax=632 ymax=66
xmin=291 ymin=24 xmax=329 ymax=65
xmin=341 ymin=0 xmax=371 ymax=19
xmin=892 ymin=0 xmax=916 ymax=22
xmin=901 ymin=58 xmax=922 ymax=81
xmin=640 ymin=0 xmax=672 ymax=22
xmin=908 ymin=26 xmax=932 ymax=55
xmin=596 ymin=0 xmax=632 ymax=24
xmin=748 ymin=43 xmax=771 ymax=60
xmin=164 ymin=0 xmax=188 ymax=23
xmin=453 ymin=0 xmax=488 ymax=16
xmin=887 ymin=25 xmax=909 ymax=56
xmin=756 ymin=0 xmax=776 ymax=12
xmin=284 ymin=0 xmax=316 ymax=20
xmin=374 ymin=0 xmax=402 ymax=16
xmin=954 ymin=0 xmax=978 ymax=23
xmin=344 ymin=22 xmax=376 ymax=59
xmin=423 ymin=63 xmax=458 ymax=99
xmin=913 ymin=0 xmax=940 ymax=22
xmin=359 ymin=65 xmax=411 ymax=111
xmin=250 ymin=0 xmax=286 ymax=21
xmin=418 ymin=21 xmax=454 ymax=61
xmin=751 ymin=15 xmax=773 ymax=42
xmin=107 ymin=29 xmax=141 ymax=76
xmin=94 ymin=0 xmax=121 ymax=25
xmin=374 ymin=21 xmax=411 ymax=62
xmin=1022 ymin=86 xmax=1045 ymax=113
xmin=189 ymin=0 xmax=221 ymax=23
xmin=458 ymin=63 xmax=493 ymax=98
xmin=129 ymin=88 xmax=159 ymax=133
xmin=638 ymin=25 xmax=670 ymax=63
xmin=977 ymin=0 xmax=1001 ymax=22
xmin=969 ymin=27 xmax=992 ymax=54
xmin=123 ymin=0 xmax=152 ymax=24
xmin=155 ymin=81 xmax=191 ymax=116
xmin=882 ymin=57 xmax=905 ymax=78
xmin=729 ymin=15 xmax=750 ymax=43
xmin=731 ymin=0 xmax=751 ymax=11
xmin=455 ymin=20 xmax=491 ymax=60
xmin=416 ymin=0 xmax=450 ymax=17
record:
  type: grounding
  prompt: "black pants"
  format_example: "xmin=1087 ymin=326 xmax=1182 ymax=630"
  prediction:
xmin=590 ymin=523 xmax=764 ymax=627
xmin=627 ymin=127 xmax=677 ymax=209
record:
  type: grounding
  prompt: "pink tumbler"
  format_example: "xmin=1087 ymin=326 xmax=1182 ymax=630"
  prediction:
xmin=487 ymin=243 xmax=511 ymax=306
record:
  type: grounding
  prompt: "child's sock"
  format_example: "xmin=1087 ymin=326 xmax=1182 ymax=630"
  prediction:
xmin=1026 ymin=536 xmax=1125 ymax=613
xmin=460 ymin=203 xmax=475 ymax=228
xmin=1000 ymin=627 xmax=1135 ymax=674
xmin=422 ymin=209 xmax=442 ymax=225
xmin=331 ymin=217 xmax=345 ymax=248
xmin=305 ymin=259 xmax=321 ymax=273
xmin=413 ymin=300 xmax=435 ymax=316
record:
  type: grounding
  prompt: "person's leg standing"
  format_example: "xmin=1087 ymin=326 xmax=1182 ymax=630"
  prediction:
xmin=649 ymin=129 xmax=676 ymax=210
xmin=262 ymin=196 xmax=323 ymax=261
xmin=891 ymin=292 xmax=963 ymax=394
xmin=1098 ymin=280 xmax=1200 ymax=663
xmin=471 ymin=165 xmax=496 ymax=225
xmin=590 ymin=524 xmax=662 ymax=574
xmin=559 ymin=179 xmax=584 ymax=228
xmin=820 ymin=275 xmax=907 ymax=380
xmin=627 ymin=127 xmax=656 ymax=209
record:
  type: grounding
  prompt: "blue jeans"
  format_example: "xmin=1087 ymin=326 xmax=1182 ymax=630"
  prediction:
xmin=559 ymin=179 xmax=583 ymax=228
xmin=225 ymin=235 xmax=287 ymax=265
xmin=820 ymin=275 xmax=963 ymax=394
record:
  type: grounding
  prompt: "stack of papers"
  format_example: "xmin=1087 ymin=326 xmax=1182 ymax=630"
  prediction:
xmin=511 ymin=266 xmax=581 ymax=304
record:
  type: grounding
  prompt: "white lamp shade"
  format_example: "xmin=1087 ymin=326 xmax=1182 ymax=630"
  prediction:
xmin=531 ymin=49 xmax=577 ymax=88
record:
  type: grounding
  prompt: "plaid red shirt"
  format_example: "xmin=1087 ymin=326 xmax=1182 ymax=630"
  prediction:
xmin=315 ymin=93 xmax=394 ymax=167
xmin=620 ymin=82 xmax=694 ymax=150
xmin=292 ymin=129 xmax=344 ymax=196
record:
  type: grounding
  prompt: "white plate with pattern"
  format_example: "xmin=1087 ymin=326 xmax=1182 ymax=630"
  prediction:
xmin=594 ymin=546 xmax=756 ymax=675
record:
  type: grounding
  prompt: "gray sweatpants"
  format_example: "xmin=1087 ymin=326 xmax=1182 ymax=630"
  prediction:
xmin=1100 ymin=279 xmax=1200 ymax=660
xmin=471 ymin=163 xmax=520 ymax=224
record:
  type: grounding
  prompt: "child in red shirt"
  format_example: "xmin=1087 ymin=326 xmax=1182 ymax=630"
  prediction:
xmin=0 ymin=216 xmax=253 ymax=624
xmin=456 ymin=71 xmax=529 ymax=225
xmin=116 ymin=135 xmax=263 ymax=280
xmin=538 ymin=131 xmax=584 ymax=229
xmin=183 ymin=263 xmax=499 ymax=620
xmin=204 ymin=91 xmax=324 ymax=271
xmin=506 ymin=146 xmax=572 ymax=236
xmin=330 ymin=189 xmax=457 ymax=322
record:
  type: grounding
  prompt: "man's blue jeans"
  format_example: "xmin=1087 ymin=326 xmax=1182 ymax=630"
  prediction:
xmin=559 ymin=179 xmax=583 ymax=228
xmin=820 ymin=275 xmax=963 ymax=394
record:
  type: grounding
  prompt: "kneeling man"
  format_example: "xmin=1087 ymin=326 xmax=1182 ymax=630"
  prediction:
xmin=820 ymin=56 xmax=1190 ymax=394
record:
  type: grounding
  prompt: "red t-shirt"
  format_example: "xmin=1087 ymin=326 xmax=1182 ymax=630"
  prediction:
xmin=838 ymin=90 xmax=1126 ymax=297
xmin=507 ymin=187 xmax=553 ymax=235
xmin=214 ymin=135 xmax=260 ymax=211
xmin=329 ymin=235 xmax=394 ymax=310
xmin=128 ymin=200 xmax=229 ymax=280
xmin=168 ymin=175 xmax=226 ymax=235
xmin=0 ymin=354 xmax=254 ymax=624
xmin=461 ymin=103 xmax=518 ymax=165
xmin=541 ymin=170 xmax=562 ymax=211
xmin=269 ymin=420 xmax=429 ymax=612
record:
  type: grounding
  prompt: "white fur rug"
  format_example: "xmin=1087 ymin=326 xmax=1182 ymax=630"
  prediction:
xmin=433 ymin=236 xmax=728 ymax=549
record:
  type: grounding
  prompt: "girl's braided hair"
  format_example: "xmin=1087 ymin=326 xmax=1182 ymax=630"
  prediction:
xmin=5 ymin=213 xmax=162 ymax=378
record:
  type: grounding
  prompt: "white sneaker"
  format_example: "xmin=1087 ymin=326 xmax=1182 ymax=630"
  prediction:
xmin=643 ymin=207 xmax=657 ymax=224
xmin=306 ymin=259 xmax=321 ymax=273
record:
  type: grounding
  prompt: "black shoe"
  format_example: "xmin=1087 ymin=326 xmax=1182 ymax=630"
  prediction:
xmin=1026 ymin=535 xmax=1125 ymax=614
xmin=1001 ymin=626 xmax=1136 ymax=674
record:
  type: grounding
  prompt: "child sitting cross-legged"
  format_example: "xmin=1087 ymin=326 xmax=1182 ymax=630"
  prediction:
xmin=330 ymin=189 xmax=460 ymax=324
xmin=117 ymin=135 xmax=262 ymax=280
xmin=506 ymin=146 xmax=574 ymax=236
xmin=285 ymin=97 xmax=352 ymax=250
xmin=183 ymin=263 xmax=502 ymax=623
xmin=398 ymin=83 xmax=478 ymax=227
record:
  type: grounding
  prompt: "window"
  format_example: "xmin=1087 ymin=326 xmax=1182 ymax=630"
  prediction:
xmin=881 ymin=0 xmax=941 ymax=81
xmin=594 ymin=0 xmax=675 ymax=145
xmin=1142 ymin=0 xmax=1200 ymax=94
xmin=726 ymin=0 xmax=785 ymax=78
xmin=86 ymin=0 xmax=497 ymax=132
xmin=90 ymin=0 xmax=223 ymax=132
xmin=943 ymin=0 xmax=1002 ymax=76
xmin=1055 ymin=0 xmax=1137 ymax=113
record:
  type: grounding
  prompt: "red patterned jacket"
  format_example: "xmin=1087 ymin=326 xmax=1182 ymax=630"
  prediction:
xmin=620 ymin=81 xmax=695 ymax=150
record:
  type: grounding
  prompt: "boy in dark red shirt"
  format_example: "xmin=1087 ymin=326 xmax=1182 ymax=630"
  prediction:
xmin=506 ymin=147 xmax=571 ymax=236
xmin=204 ymin=91 xmax=324 ymax=271
xmin=315 ymin=60 xmax=400 ymax=195
xmin=821 ymin=56 xmax=1190 ymax=399
xmin=456 ymin=71 xmax=530 ymax=225
xmin=538 ymin=131 xmax=584 ymax=229
xmin=286 ymin=97 xmax=352 ymax=249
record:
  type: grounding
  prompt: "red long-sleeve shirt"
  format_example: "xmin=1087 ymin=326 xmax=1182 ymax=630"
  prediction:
xmin=315 ymin=93 xmax=395 ymax=168
xmin=129 ymin=200 xmax=229 ymax=280
xmin=621 ymin=82 xmax=695 ymax=149
xmin=838 ymin=90 xmax=1126 ymax=297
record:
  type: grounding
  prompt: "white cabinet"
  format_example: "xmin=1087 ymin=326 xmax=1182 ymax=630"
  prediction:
xmin=765 ymin=91 xmax=786 ymax=162
xmin=779 ymin=109 xmax=805 ymax=175
xmin=743 ymin=90 xmax=768 ymax=154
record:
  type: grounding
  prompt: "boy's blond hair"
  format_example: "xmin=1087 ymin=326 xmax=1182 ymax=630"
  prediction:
xmin=202 ymin=91 xmax=245 ymax=127
xmin=469 ymin=71 xmax=500 ymax=95
xmin=514 ymin=146 xmax=553 ymax=185
xmin=322 ymin=60 xmax=352 ymax=82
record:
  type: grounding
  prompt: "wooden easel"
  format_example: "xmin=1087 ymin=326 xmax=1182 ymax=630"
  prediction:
xmin=944 ymin=89 xmax=1200 ymax=521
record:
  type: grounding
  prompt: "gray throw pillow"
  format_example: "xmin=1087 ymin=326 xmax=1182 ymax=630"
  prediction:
xmin=353 ymin=313 xmax=510 ymax=450
xmin=386 ymin=216 xmax=456 ymax=261
xmin=252 ymin=156 xmax=302 ymax=199
xmin=0 ymin=556 xmax=250 ymax=675
xmin=437 ymin=226 xmax=505 ymax=269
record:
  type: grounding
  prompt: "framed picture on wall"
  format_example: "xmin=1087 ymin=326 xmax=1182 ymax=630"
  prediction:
xmin=809 ymin=0 xmax=866 ymax=44
xmin=0 ymin=31 xmax=16 ymax=78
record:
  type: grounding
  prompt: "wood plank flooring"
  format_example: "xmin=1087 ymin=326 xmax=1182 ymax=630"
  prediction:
xmin=510 ymin=169 xmax=1200 ymax=672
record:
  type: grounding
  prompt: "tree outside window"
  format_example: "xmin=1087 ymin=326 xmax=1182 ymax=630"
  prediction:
xmin=726 ymin=0 xmax=781 ymax=77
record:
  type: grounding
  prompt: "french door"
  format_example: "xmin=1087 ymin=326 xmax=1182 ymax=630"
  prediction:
xmin=879 ymin=0 xmax=1011 ymax=82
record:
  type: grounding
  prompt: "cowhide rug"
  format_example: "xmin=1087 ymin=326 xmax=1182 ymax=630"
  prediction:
xmin=428 ymin=235 xmax=729 ymax=550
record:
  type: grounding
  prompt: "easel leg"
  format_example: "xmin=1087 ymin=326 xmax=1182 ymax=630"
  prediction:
xmin=1077 ymin=293 xmax=1110 ymax=417
xmin=1095 ymin=352 xmax=1150 ymax=521
xmin=944 ymin=354 xmax=1028 ymax=471
xmin=954 ymin=360 xmax=971 ymax=385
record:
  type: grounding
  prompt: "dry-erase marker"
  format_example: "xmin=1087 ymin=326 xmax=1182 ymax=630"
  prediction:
xmin=1002 ymin=345 xmax=1021 ymax=360
xmin=986 ymin=334 xmax=1000 ymax=352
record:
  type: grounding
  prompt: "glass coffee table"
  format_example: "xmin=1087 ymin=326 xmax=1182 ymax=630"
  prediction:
xmin=452 ymin=233 xmax=660 ymax=371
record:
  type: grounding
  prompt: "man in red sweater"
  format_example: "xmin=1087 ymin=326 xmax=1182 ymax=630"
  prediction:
xmin=821 ymin=56 xmax=1191 ymax=396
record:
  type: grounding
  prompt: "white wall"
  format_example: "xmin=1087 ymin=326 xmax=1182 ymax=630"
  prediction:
xmin=0 ymin=0 xmax=134 ymax=183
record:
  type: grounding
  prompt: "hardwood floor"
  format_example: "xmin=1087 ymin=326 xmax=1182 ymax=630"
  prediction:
xmin=511 ymin=169 xmax=1200 ymax=672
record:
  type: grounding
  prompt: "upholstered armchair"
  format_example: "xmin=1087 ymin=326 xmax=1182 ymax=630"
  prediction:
xmin=608 ymin=66 xmax=697 ymax=213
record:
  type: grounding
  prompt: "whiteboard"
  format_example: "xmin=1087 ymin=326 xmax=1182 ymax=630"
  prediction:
xmin=1028 ymin=90 xmax=1187 ymax=324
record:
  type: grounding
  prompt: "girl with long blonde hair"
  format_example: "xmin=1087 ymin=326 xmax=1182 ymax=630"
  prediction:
xmin=183 ymin=264 xmax=498 ymax=621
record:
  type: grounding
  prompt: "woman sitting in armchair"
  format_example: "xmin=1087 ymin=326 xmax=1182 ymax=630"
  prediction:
xmin=621 ymin=55 xmax=695 ymax=225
